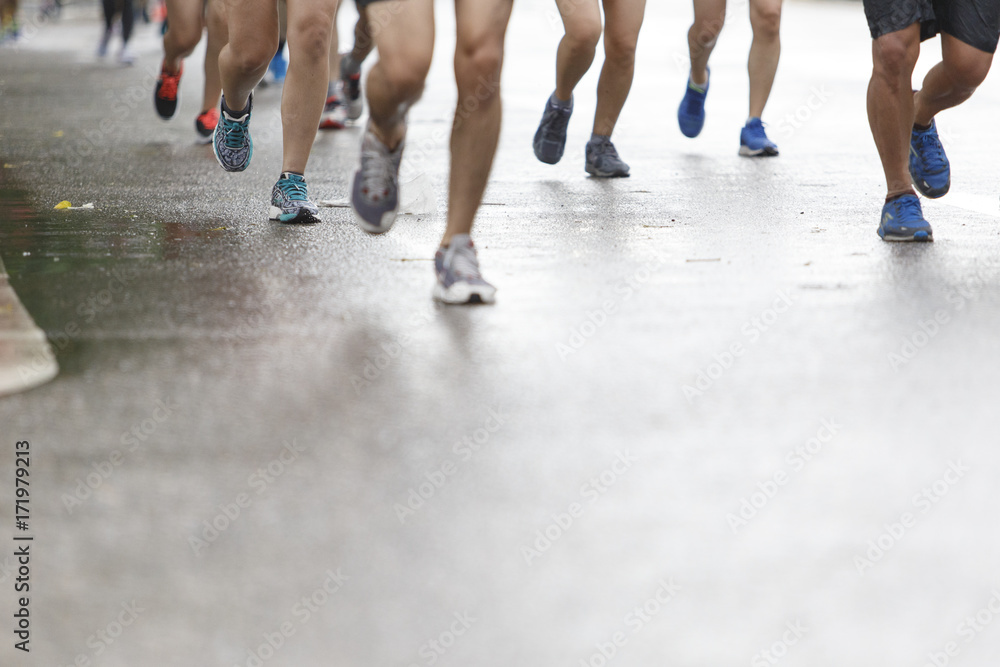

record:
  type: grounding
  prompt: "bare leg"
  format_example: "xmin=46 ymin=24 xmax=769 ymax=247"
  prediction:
xmin=218 ymin=0 xmax=279 ymax=111
xmin=162 ymin=0 xmax=205 ymax=72
xmin=442 ymin=0 xmax=514 ymax=245
xmin=747 ymin=0 xmax=781 ymax=118
xmin=202 ymin=0 xmax=227 ymax=112
xmin=365 ymin=0 xmax=435 ymax=149
xmin=867 ymin=24 xmax=920 ymax=198
xmin=553 ymin=0 xmax=602 ymax=103
xmin=280 ymin=0 xmax=338 ymax=173
xmin=592 ymin=0 xmax=646 ymax=136
xmin=688 ymin=0 xmax=726 ymax=85
xmin=350 ymin=7 xmax=374 ymax=63
xmin=328 ymin=0 xmax=341 ymax=87
xmin=914 ymin=33 xmax=994 ymax=126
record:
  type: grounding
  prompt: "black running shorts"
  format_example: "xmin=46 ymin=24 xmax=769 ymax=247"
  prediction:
xmin=863 ymin=0 xmax=1000 ymax=54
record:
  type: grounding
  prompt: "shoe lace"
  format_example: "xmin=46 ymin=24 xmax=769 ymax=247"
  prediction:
xmin=915 ymin=130 xmax=947 ymax=172
xmin=450 ymin=243 xmax=483 ymax=280
xmin=159 ymin=72 xmax=179 ymax=101
xmin=360 ymin=144 xmax=395 ymax=196
xmin=277 ymin=177 xmax=309 ymax=202
xmin=591 ymin=139 xmax=620 ymax=159
xmin=223 ymin=115 xmax=248 ymax=150
xmin=544 ymin=106 xmax=572 ymax=140
xmin=895 ymin=195 xmax=922 ymax=221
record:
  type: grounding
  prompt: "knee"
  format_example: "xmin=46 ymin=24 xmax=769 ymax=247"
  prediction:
xmin=603 ymin=33 xmax=637 ymax=69
xmin=690 ymin=14 xmax=724 ymax=50
xmin=288 ymin=14 xmax=333 ymax=64
xmin=874 ymin=33 xmax=919 ymax=81
xmin=381 ymin=51 xmax=432 ymax=101
xmin=229 ymin=39 xmax=278 ymax=76
xmin=564 ymin=15 xmax=602 ymax=54
xmin=944 ymin=55 xmax=991 ymax=91
xmin=750 ymin=3 xmax=781 ymax=41
xmin=455 ymin=38 xmax=504 ymax=102
xmin=166 ymin=20 xmax=203 ymax=53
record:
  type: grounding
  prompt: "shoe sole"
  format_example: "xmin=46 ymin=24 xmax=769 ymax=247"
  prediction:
xmin=269 ymin=205 xmax=321 ymax=224
xmin=433 ymin=282 xmax=496 ymax=305
xmin=586 ymin=166 xmax=630 ymax=178
xmin=910 ymin=174 xmax=950 ymax=199
xmin=353 ymin=206 xmax=398 ymax=235
xmin=739 ymin=145 xmax=779 ymax=157
xmin=318 ymin=118 xmax=346 ymax=130
xmin=878 ymin=228 xmax=933 ymax=242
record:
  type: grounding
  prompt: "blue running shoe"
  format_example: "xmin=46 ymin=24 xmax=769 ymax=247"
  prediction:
xmin=909 ymin=119 xmax=950 ymax=198
xmin=878 ymin=194 xmax=933 ymax=242
xmin=433 ymin=234 xmax=496 ymax=305
xmin=739 ymin=117 xmax=778 ymax=156
xmin=270 ymin=172 xmax=320 ymax=224
xmin=585 ymin=137 xmax=630 ymax=177
xmin=213 ymin=94 xmax=253 ymax=172
xmin=678 ymin=70 xmax=709 ymax=138
xmin=533 ymin=94 xmax=573 ymax=164
xmin=351 ymin=126 xmax=403 ymax=234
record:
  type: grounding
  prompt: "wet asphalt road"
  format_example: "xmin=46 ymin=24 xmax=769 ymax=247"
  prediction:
xmin=3 ymin=1 xmax=1000 ymax=666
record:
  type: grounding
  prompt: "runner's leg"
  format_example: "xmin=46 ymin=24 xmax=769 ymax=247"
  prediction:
xmin=592 ymin=0 xmax=645 ymax=137
xmin=554 ymin=0 xmax=602 ymax=102
xmin=867 ymin=24 xmax=920 ymax=197
xmin=914 ymin=34 xmax=993 ymax=125
xmin=688 ymin=0 xmax=726 ymax=86
xmin=747 ymin=0 xmax=780 ymax=118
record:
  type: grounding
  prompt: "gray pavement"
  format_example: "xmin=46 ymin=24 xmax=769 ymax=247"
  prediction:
xmin=3 ymin=1 xmax=1000 ymax=666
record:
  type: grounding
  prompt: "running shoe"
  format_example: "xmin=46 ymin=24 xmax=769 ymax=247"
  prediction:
xmin=878 ymin=194 xmax=933 ymax=242
xmin=118 ymin=45 xmax=136 ymax=66
xmin=585 ymin=137 xmax=630 ymax=177
xmin=351 ymin=126 xmax=403 ymax=234
xmin=533 ymin=94 xmax=573 ymax=164
xmin=213 ymin=94 xmax=253 ymax=172
xmin=97 ymin=28 xmax=111 ymax=57
xmin=340 ymin=54 xmax=363 ymax=121
xmin=270 ymin=172 xmax=321 ymax=224
xmin=433 ymin=234 xmax=496 ymax=305
xmin=739 ymin=117 xmax=778 ymax=157
xmin=909 ymin=119 xmax=950 ymax=198
xmin=678 ymin=70 xmax=709 ymax=138
xmin=195 ymin=107 xmax=219 ymax=144
xmin=319 ymin=82 xmax=348 ymax=130
xmin=154 ymin=62 xmax=182 ymax=119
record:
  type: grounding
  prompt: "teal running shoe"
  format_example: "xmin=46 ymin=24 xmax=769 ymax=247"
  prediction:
xmin=269 ymin=172 xmax=320 ymax=224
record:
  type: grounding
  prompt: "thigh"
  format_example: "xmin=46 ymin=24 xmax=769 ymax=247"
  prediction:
xmin=602 ymin=0 xmax=646 ymax=45
xmin=557 ymin=0 xmax=601 ymax=35
xmin=368 ymin=0 xmax=434 ymax=67
xmin=454 ymin=0 xmax=513 ymax=54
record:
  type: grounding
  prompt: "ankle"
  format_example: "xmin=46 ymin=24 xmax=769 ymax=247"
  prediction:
xmin=886 ymin=189 xmax=917 ymax=202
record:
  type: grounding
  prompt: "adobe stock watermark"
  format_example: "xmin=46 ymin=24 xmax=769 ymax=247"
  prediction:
xmin=774 ymin=86 xmax=833 ymax=140
xmin=683 ymin=290 xmax=794 ymax=402
xmin=405 ymin=611 xmax=476 ymax=667
xmin=189 ymin=440 xmax=308 ymax=556
xmin=520 ymin=451 xmax=638 ymax=565
xmin=578 ymin=578 xmax=681 ymax=667
xmin=61 ymin=398 xmax=181 ymax=514
xmin=889 ymin=258 xmax=999 ymax=371
xmin=234 ymin=568 xmax=348 ymax=667
xmin=726 ymin=418 xmax=841 ymax=534
xmin=349 ymin=308 xmax=435 ymax=396
xmin=393 ymin=405 xmax=507 ymax=524
xmin=853 ymin=460 xmax=969 ymax=575
xmin=556 ymin=257 xmax=668 ymax=361
xmin=751 ymin=620 xmax=808 ymax=667
xmin=57 ymin=600 xmax=145 ymax=667
xmin=922 ymin=589 xmax=1000 ymax=667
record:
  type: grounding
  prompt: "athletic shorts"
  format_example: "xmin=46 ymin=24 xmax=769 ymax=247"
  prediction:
xmin=355 ymin=0 xmax=380 ymax=7
xmin=863 ymin=0 xmax=1000 ymax=54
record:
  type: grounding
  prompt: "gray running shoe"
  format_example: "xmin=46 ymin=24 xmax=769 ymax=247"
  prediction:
xmin=269 ymin=172 xmax=320 ymax=224
xmin=585 ymin=138 xmax=630 ymax=177
xmin=433 ymin=234 xmax=496 ymax=305
xmin=340 ymin=54 xmax=364 ymax=121
xmin=351 ymin=127 xmax=403 ymax=234
xmin=533 ymin=94 xmax=573 ymax=164
xmin=213 ymin=93 xmax=253 ymax=172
